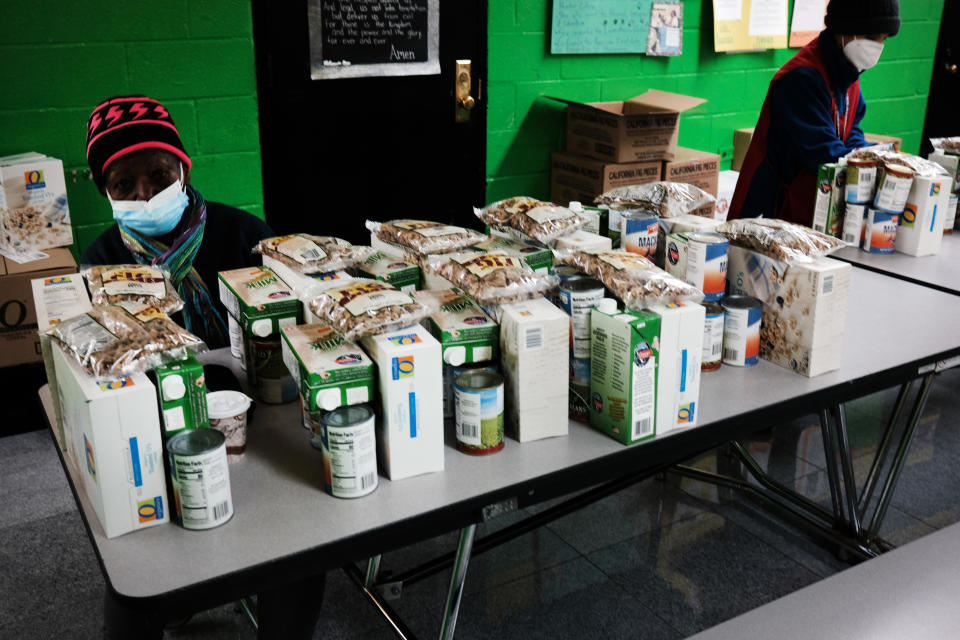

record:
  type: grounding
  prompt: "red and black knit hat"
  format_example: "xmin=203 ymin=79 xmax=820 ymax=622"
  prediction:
xmin=85 ymin=95 xmax=192 ymax=193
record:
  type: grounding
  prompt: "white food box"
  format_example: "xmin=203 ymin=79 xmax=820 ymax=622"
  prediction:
xmin=726 ymin=246 xmax=851 ymax=376
xmin=0 ymin=152 xmax=73 ymax=252
xmin=52 ymin=344 xmax=169 ymax=538
xmin=551 ymin=229 xmax=613 ymax=252
xmin=31 ymin=273 xmax=92 ymax=449
xmin=895 ymin=175 xmax=951 ymax=257
xmin=360 ymin=325 xmax=444 ymax=480
xmin=498 ymin=297 xmax=568 ymax=442
xmin=714 ymin=170 xmax=738 ymax=222
xmin=370 ymin=233 xmax=410 ymax=258
xmin=647 ymin=301 xmax=705 ymax=433
xmin=262 ymin=254 xmax=355 ymax=321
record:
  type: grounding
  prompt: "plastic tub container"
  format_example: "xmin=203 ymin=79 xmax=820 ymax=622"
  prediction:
xmin=206 ymin=390 xmax=252 ymax=454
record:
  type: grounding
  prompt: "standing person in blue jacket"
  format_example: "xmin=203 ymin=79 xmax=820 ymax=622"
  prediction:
xmin=81 ymin=95 xmax=273 ymax=348
xmin=729 ymin=0 xmax=900 ymax=223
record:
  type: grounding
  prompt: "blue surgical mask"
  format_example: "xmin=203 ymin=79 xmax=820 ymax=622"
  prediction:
xmin=109 ymin=169 xmax=188 ymax=236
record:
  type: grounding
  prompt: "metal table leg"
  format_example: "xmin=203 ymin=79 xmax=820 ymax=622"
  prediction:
xmin=831 ymin=405 xmax=863 ymax=537
xmin=857 ymin=382 xmax=912 ymax=521
xmin=439 ymin=524 xmax=477 ymax=640
xmin=818 ymin=408 xmax=845 ymax=524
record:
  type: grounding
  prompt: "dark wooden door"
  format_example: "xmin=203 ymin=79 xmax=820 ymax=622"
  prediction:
xmin=252 ymin=0 xmax=488 ymax=244
xmin=920 ymin=0 xmax=959 ymax=157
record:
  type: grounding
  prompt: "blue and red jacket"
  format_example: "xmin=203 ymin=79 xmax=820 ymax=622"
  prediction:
xmin=730 ymin=30 xmax=869 ymax=223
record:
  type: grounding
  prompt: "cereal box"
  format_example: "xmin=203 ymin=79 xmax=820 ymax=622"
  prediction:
xmin=0 ymin=153 xmax=72 ymax=253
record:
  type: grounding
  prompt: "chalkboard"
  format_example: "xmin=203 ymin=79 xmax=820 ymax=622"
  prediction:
xmin=309 ymin=0 xmax=440 ymax=79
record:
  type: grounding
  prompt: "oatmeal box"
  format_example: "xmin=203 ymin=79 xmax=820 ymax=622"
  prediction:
xmin=726 ymin=245 xmax=851 ymax=376
xmin=0 ymin=153 xmax=73 ymax=253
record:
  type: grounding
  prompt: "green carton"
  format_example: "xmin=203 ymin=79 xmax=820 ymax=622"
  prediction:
xmin=352 ymin=250 xmax=420 ymax=292
xmin=471 ymin=236 xmax=553 ymax=273
xmin=416 ymin=288 xmax=499 ymax=365
xmin=217 ymin=266 xmax=302 ymax=337
xmin=590 ymin=307 xmax=660 ymax=445
xmin=280 ymin=323 xmax=375 ymax=412
xmin=151 ymin=355 xmax=209 ymax=438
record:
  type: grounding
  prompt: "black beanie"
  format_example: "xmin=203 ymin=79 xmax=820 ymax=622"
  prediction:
xmin=825 ymin=0 xmax=900 ymax=37
xmin=85 ymin=95 xmax=191 ymax=193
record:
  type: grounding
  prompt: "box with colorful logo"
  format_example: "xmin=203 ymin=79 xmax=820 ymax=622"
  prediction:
xmin=151 ymin=355 xmax=209 ymax=438
xmin=726 ymin=245 xmax=849 ymax=376
xmin=360 ymin=325 xmax=443 ymax=480
xmin=352 ymin=250 xmax=420 ymax=292
xmin=589 ymin=306 xmax=660 ymax=445
xmin=895 ymin=175 xmax=951 ymax=257
xmin=281 ymin=323 xmax=374 ymax=412
xmin=415 ymin=288 xmax=499 ymax=366
xmin=470 ymin=235 xmax=553 ymax=273
xmin=648 ymin=301 xmax=705 ymax=434
xmin=217 ymin=266 xmax=302 ymax=337
xmin=0 ymin=152 xmax=73 ymax=252
xmin=52 ymin=342 xmax=168 ymax=538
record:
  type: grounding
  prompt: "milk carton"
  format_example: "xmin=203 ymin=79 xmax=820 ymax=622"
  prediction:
xmin=352 ymin=250 xmax=420 ymax=291
xmin=217 ymin=266 xmax=302 ymax=337
xmin=261 ymin=253 xmax=353 ymax=297
xmin=895 ymin=175 xmax=951 ymax=257
xmin=151 ymin=355 xmax=209 ymax=438
xmin=415 ymin=288 xmax=499 ymax=366
xmin=52 ymin=343 xmax=168 ymax=538
xmin=31 ymin=273 xmax=92 ymax=448
xmin=552 ymin=229 xmax=613 ymax=253
xmin=499 ymin=297 xmax=568 ymax=442
xmin=648 ymin=302 xmax=705 ymax=433
xmin=656 ymin=215 xmax=722 ymax=267
xmin=812 ymin=163 xmax=846 ymax=236
xmin=0 ymin=153 xmax=73 ymax=252
xmin=281 ymin=323 xmax=374 ymax=412
xmin=726 ymin=246 xmax=850 ymax=376
xmin=589 ymin=305 xmax=659 ymax=445
xmin=471 ymin=236 xmax=553 ymax=274
xmin=360 ymin=325 xmax=443 ymax=480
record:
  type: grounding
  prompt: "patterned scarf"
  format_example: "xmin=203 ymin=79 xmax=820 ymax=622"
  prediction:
xmin=117 ymin=185 xmax=228 ymax=348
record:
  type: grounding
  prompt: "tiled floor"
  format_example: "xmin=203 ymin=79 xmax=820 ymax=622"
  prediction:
xmin=2 ymin=367 xmax=958 ymax=639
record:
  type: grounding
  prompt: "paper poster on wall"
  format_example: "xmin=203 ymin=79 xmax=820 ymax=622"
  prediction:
xmin=647 ymin=2 xmax=683 ymax=56
xmin=307 ymin=0 xmax=440 ymax=80
xmin=712 ymin=0 xmax=788 ymax=52
xmin=551 ymin=0 xmax=654 ymax=54
xmin=789 ymin=0 xmax=827 ymax=48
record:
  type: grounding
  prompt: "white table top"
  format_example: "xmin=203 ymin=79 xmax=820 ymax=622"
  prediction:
xmin=834 ymin=233 xmax=960 ymax=295
xmin=686 ymin=521 xmax=960 ymax=640
xmin=43 ymin=268 xmax=960 ymax=601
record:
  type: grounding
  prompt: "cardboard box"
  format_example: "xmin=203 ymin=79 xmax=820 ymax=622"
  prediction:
xmin=31 ymin=271 xmax=92 ymax=447
xmin=217 ymin=266 xmax=302 ymax=337
xmin=0 ymin=152 xmax=73 ymax=252
xmin=661 ymin=147 xmax=721 ymax=196
xmin=732 ymin=128 xmax=755 ymax=172
xmin=550 ymin=152 xmax=660 ymax=206
xmin=499 ymin=297 xmax=568 ymax=442
xmin=648 ymin=302 xmax=705 ymax=433
xmin=896 ymin=175 xmax=951 ymax=257
xmin=281 ymin=323 xmax=374 ymax=412
xmin=415 ymin=288 xmax=499 ymax=366
xmin=589 ymin=307 xmax=659 ymax=445
xmin=52 ymin=343 xmax=169 ymax=538
xmin=360 ymin=325 xmax=443 ymax=480
xmin=715 ymin=170 xmax=739 ymax=222
xmin=1 ymin=248 xmax=76 ymax=367
xmin=864 ymin=133 xmax=902 ymax=152
xmin=470 ymin=236 xmax=553 ymax=273
xmin=352 ymin=251 xmax=419 ymax=292
xmin=726 ymin=246 xmax=850 ymax=376
xmin=550 ymin=90 xmax=706 ymax=163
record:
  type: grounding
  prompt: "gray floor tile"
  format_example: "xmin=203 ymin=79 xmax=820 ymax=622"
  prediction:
xmin=0 ymin=594 xmax=103 ymax=640
xmin=0 ymin=448 xmax=76 ymax=529
xmin=446 ymin=557 xmax=681 ymax=640
xmin=587 ymin=511 xmax=824 ymax=637
xmin=0 ymin=430 xmax=58 ymax=474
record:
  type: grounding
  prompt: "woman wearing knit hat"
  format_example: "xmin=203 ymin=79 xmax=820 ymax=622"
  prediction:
xmin=728 ymin=0 xmax=900 ymax=223
xmin=81 ymin=95 xmax=273 ymax=348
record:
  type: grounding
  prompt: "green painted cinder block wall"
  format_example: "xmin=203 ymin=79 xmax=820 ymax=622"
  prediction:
xmin=0 ymin=0 xmax=263 ymax=258
xmin=485 ymin=0 xmax=945 ymax=204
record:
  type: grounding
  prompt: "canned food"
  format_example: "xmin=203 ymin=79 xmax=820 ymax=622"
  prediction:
xmin=443 ymin=361 xmax=498 ymax=419
xmin=620 ymin=210 xmax=659 ymax=259
xmin=454 ymin=370 xmax=505 ymax=455
xmin=722 ymin=296 xmax=762 ymax=367
xmin=167 ymin=428 xmax=234 ymax=530
xmin=319 ymin=404 xmax=378 ymax=499
xmin=227 ymin=314 xmax=246 ymax=370
xmin=846 ymin=157 xmax=877 ymax=204
xmin=550 ymin=265 xmax=582 ymax=306
xmin=685 ymin=233 xmax=729 ymax=302
xmin=247 ymin=334 xmax=297 ymax=404
xmin=842 ymin=203 xmax=867 ymax=245
xmin=559 ymin=277 xmax=605 ymax=360
xmin=862 ymin=208 xmax=898 ymax=253
xmin=701 ymin=301 xmax=724 ymax=371
xmin=873 ymin=162 xmax=915 ymax=213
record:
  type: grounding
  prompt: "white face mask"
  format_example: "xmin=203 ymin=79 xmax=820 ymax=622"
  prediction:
xmin=843 ymin=37 xmax=884 ymax=72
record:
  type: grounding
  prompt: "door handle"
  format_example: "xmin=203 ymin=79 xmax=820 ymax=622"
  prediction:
xmin=455 ymin=60 xmax=475 ymax=123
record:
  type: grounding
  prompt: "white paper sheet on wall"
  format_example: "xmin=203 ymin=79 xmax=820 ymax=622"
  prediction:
xmin=715 ymin=0 xmax=743 ymax=21
xmin=790 ymin=0 xmax=827 ymax=31
xmin=748 ymin=0 xmax=788 ymax=37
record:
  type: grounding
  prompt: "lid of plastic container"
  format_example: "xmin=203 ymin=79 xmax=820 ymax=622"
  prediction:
xmin=206 ymin=390 xmax=252 ymax=419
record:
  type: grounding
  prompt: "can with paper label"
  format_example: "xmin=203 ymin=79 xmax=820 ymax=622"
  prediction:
xmin=167 ymin=428 xmax=233 ymax=530
xmin=454 ymin=370 xmax=505 ymax=455
xmin=722 ymin=296 xmax=762 ymax=367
